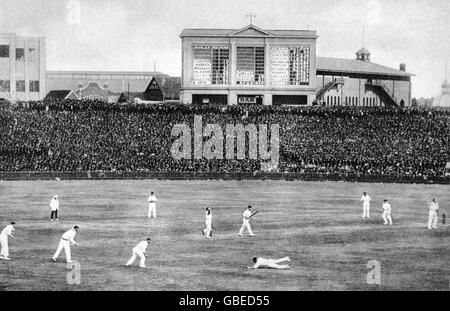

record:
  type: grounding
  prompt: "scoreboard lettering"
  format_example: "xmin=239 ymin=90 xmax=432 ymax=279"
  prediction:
xmin=271 ymin=46 xmax=310 ymax=85
xmin=193 ymin=45 xmax=230 ymax=85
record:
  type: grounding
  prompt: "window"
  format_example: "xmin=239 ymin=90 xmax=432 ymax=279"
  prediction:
xmin=192 ymin=45 xmax=230 ymax=85
xmin=0 ymin=45 xmax=9 ymax=57
xmin=212 ymin=47 xmax=229 ymax=85
xmin=29 ymin=80 xmax=39 ymax=92
xmin=0 ymin=80 xmax=10 ymax=92
xmin=16 ymin=48 xmax=25 ymax=61
xmin=16 ymin=80 xmax=25 ymax=92
xmin=28 ymin=48 xmax=38 ymax=62
xmin=236 ymin=46 xmax=265 ymax=85
xmin=271 ymin=46 xmax=310 ymax=85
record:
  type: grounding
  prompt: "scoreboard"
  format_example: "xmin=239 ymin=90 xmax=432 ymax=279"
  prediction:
xmin=193 ymin=45 xmax=229 ymax=85
xmin=191 ymin=45 xmax=310 ymax=86
xmin=271 ymin=46 xmax=310 ymax=85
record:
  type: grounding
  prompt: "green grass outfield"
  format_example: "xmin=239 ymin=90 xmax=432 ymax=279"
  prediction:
xmin=0 ymin=179 xmax=448 ymax=291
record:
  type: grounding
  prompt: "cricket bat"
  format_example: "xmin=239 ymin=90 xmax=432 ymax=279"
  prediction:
xmin=249 ymin=210 xmax=260 ymax=218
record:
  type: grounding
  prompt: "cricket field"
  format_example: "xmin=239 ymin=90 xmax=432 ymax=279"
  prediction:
xmin=0 ymin=179 xmax=448 ymax=291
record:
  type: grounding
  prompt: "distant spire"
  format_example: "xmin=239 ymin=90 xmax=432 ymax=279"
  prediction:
xmin=356 ymin=24 xmax=370 ymax=62
xmin=363 ymin=24 xmax=365 ymax=48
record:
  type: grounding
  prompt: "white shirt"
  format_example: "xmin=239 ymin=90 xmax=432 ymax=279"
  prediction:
xmin=253 ymin=257 xmax=269 ymax=268
xmin=50 ymin=198 xmax=59 ymax=211
xmin=148 ymin=195 xmax=158 ymax=204
xmin=1 ymin=225 xmax=14 ymax=237
xmin=382 ymin=202 xmax=391 ymax=213
xmin=243 ymin=210 xmax=252 ymax=222
xmin=429 ymin=202 xmax=439 ymax=211
xmin=205 ymin=212 xmax=212 ymax=222
xmin=61 ymin=229 xmax=77 ymax=244
xmin=361 ymin=195 xmax=371 ymax=204
xmin=134 ymin=241 xmax=149 ymax=253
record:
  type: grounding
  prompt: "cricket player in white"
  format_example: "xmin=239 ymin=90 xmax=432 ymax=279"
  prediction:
xmin=361 ymin=192 xmax=371 ymax=218
xmin=52 ymin=226 xmax=79 ymax=263
xmin=427 ymin=198 xmax=439 ymax=230
xmin=0 ymin=222 xmax=16 ymax=260
xmin=50 ymin=195 xmax=59 ymax=221
xmin=148 ymin=192 xmax=158 ymax=218
xmin=202 ymin=207 xmax=212 ymax=238
xmin=239 ymin=205 xmax=255 ymax=237
xmin=247 ymin=257 xmax=291 ymax=269
xmin=381 ymin=200 xmax=393 ymax=225
xmin=126 ymin=238 xmax=151 ymax=268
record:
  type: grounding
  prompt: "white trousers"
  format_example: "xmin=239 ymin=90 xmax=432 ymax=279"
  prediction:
xmin=0 ymin=234 xmax=9 ymax=258
xmin=204 ymin=220 xmax=212 ymax=237
xmin=148 ymin=203 xmax=156 ymax=218
xmin=53 ymin=239 xmax=71 ymax=262
xmin=382 ymin=212 xmax=393 ymax=225
xmin=428 ymin=210 xmax=438 ymax=229
xmin=266 ymin=257 xmax=290 ymax=269
xmin=363 ymin=203 xmax=370 ymax=218
xmin=126 ymin=248 xmax=146 ymax=267
xmin=239 ymin=220 xmax=254 ymax=235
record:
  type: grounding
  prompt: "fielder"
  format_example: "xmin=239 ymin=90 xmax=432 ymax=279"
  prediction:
xmin=361 ymin=192 xmax=371 ymax=218
xmin=0 ymin=222 xmax=16 ymax=261
xmin=202 ymin=207 xmax=212 ymax=238
xmin=50 ymin=195 xmax=60 ymax=221
xmin=247 ymin=257 xmax=291 ymax=269
xmin=427 ymin=198 xmax=439 ymax=230
xmin=148 ymin=192 xmax=158 ymax=218
xmin=126 ymin=238 xmax=151 ymax=268
xmin=52 ymin=226 xmax=79 ymax=263
xmin=381 ymin=199 xmax=393 ymax=225
xmin=238 ymin=205 xmax=256 ymax=237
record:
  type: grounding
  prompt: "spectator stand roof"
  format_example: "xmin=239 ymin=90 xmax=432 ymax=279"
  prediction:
xmin=72 ymin=81 xmax=118 ymax=102
xmin=154 ymin=76 xmax=181 ymax=100
xmin=43 ymin=90 xmax=72 ymax=102
xmin=119 ymin=76 xmax=181 ymax=103
xmin=317 ymin=57 xmax=414 ymax=78
xmin=143 ymin=77 xmax=164 ymax=101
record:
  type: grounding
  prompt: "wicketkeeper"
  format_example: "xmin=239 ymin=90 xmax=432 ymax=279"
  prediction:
xmin=126 ymin=238 xmax=151 ymax=268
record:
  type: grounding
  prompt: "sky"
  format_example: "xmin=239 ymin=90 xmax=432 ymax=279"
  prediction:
xmin=0 ymin=0 xmax=449 ymax=98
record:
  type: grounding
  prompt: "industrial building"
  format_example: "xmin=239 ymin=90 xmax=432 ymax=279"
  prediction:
xmin=0 ymin=33 xmax=46 ymax=102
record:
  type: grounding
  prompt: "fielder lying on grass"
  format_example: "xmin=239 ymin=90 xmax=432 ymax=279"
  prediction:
xmin=246 ymin=256 xmax=291 ymax=269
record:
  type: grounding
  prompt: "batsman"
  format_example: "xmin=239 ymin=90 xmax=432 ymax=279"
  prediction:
xmin=239 ymin=205 xmax=257 ymax=237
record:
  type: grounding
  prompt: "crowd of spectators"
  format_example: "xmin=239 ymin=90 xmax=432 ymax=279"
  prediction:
xmin=0 ymin=99 xmax=448 ymax=179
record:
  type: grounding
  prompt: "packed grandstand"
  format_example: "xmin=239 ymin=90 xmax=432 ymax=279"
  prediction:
xmin=0 ymin=100 xmax=448 ymax=181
